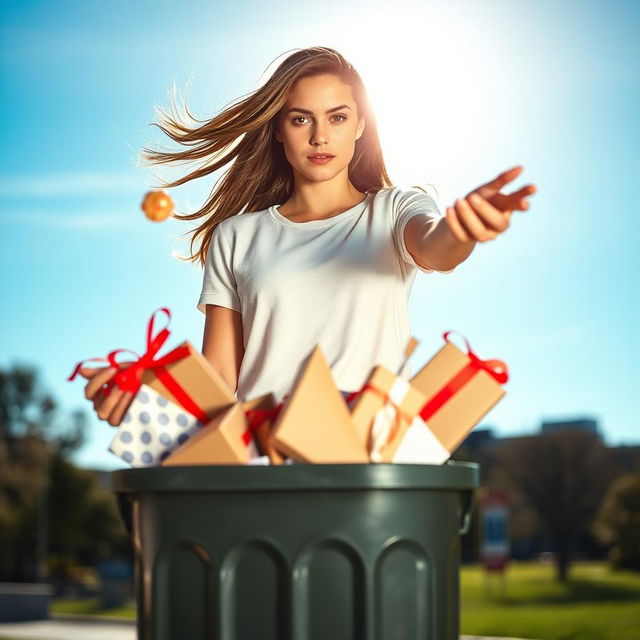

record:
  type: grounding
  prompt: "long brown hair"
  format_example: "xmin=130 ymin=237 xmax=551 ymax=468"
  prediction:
xmin=138 ymin=46 xmax=394 ymax=266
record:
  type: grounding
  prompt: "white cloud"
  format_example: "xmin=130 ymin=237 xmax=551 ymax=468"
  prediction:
xmin=1 ymin=210 xmax=129 ymax=229
xmin=0 ymin=171 xmax=148 ymax=198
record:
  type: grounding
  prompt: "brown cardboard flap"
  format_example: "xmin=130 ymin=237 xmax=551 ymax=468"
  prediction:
xmin=162 ymin=403 xmax=252 ymax=465
xmin=271 ymin=346 xmax=369 ymax=463
xmin=141 ymin=340 xmax=235 ymax=421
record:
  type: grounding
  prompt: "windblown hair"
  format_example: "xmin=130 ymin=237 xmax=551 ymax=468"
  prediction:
xmin=138 ymin=46 xmax=393 ymax=266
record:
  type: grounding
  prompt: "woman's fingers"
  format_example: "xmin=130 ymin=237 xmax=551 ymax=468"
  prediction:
xmin=108 ymin=391 xmax=136 ymax=427
xmin=508 ymin=184 xmax=537 ymax=210
xmin=476 ymin=165 xmax=524 ymax=198
xmin=96 ymin=385 xmax=125 ymax=421
xmin=85 ymin=366 xmax=117 ymax=400
xmin=445 ymin=205 xmax=472 ymax=243
xmin=77 ymin=365 xmax=108 ymax=380
xmin=454 ymin=197 xmax=499 ymax=243
xmin=467 ymin=193 xmax=510 ymax=234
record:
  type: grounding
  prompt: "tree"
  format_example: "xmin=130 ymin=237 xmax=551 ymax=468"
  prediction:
xmin=0 ymin=363 xmax=128 ymax=583
xmin=0 ymin=364 xmax=85 ymax=453
xmin=593 ymin=472 xmax=640 ymax=571
xmin=495 ymin=429 xmax=617 ymax=582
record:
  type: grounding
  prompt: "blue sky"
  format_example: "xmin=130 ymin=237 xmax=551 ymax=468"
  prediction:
xmin=1 ymin=0 xmax=638 ymax=469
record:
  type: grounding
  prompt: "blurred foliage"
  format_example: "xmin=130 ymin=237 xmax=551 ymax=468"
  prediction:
xmin=0 ymin=364 xmax=130 ymax=584
xmin=494 ymin=430 xmax=617 ymax=582
xmin=593 ymin=472 xmax=640 ymax=571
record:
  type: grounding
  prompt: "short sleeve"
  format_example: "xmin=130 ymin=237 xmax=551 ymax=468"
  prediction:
xmin=392 ymin=187 xmax=456 ymax=274
xmin=197 ymin=222 xmax=241 ymax=314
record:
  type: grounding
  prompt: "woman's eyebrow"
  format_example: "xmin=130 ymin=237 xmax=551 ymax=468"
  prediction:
xmin=286 ymin=104 xmax=352 ymax=115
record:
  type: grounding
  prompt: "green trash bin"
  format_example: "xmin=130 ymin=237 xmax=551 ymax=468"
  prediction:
xmin=113 ymin=461 xmax=478 ymax=640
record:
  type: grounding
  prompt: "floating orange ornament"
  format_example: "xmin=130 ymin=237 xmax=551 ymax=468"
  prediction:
xmin=141 ymin=190 xmax=174 ymax=222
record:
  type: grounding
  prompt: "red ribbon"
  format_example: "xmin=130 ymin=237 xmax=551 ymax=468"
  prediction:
xmin=67 ymin=307 xmax=210 ymax=425
xmin=242 ymin=397 xmax=287 ymax=447
xmin=418 ymin=330 xmax=508 ymax=422
xmin=342 ymin=330 xmax=508 ymax=425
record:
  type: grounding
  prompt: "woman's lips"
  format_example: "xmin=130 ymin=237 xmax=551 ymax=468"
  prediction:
xmin=308 ymin=155 xmax=335 ymax=164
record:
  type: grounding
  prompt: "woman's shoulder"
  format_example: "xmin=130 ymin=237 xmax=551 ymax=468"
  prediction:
xmin=372 ymin=184 xmax=440 ymax=214
xmin=216 ymin=206 xmax=271 ymax=237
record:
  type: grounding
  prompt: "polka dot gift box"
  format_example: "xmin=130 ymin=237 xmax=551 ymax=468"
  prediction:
xmin=109 ymin=383 xmax=202 ymax=467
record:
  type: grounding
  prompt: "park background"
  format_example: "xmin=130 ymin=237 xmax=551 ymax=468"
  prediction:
xmin=1 ymin=0 xmax=638 ymax=638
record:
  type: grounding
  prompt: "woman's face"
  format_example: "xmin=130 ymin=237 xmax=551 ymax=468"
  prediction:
xmin=275 ymin=73 xmax=365 ymax=185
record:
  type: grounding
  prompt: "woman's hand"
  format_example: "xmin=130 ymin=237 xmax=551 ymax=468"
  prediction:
xmin=76 ymin=364 xmax=136 ymax=427
xmin=445 ymin=165 xmax=537 ymax=243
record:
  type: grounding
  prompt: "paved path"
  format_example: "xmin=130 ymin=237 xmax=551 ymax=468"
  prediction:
xmin=0 ymin=618 xmax=531 ymax=640
xmin=0 ymin=618 xmax=135 ymax=639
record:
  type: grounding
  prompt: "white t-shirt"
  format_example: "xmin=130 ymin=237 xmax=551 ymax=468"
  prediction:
xmin=197 ymin=186 xmax=455 ymax=403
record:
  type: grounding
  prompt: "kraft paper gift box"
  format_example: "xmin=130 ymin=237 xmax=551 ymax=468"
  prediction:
xmin=162 ymin=402 xmax=260 ymax=465
xmin=270 ymin=346 xmax=369 ymax=463
xmin=139 ymin=340 xmax=236 ymax=425
xmin=407 ymin=331 xmax=509 ymax=457
xmin=109 ymin=383 xmax=203 ymax=467
xmin=349 ymin=365 xmax=428 ymax=462
xmin=68 ymin=308 xmax=236 ymax=429
xmin=242 ymin=393 xmax=284 ymax=465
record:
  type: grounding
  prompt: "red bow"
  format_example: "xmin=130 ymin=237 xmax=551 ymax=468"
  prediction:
xmin=68 ymin=307 xmax=208 ymax=424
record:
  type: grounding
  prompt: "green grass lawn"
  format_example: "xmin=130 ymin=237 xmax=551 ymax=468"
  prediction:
xmin=44 ymin=561 xmax=639 ymax=639
xmin=460 ymin=561 xmax=640 ymax=640
xmin=51 ymin=596 xmax=136 ymax=619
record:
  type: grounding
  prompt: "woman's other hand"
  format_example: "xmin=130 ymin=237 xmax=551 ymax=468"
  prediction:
xmin=76 ymin=364 xmax=136 ymax=426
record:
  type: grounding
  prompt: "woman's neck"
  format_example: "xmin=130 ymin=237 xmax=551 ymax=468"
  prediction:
xmin=277 ymin=184 xmax=367 ymax=222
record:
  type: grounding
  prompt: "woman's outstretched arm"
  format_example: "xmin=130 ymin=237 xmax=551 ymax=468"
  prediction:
xmin=405 ymin=166 xmax=537 ymax=271
xmin=202 ymin=304 xmax=245 ymax=395
xmin=405 ymin=214 xmax=476 ymax=271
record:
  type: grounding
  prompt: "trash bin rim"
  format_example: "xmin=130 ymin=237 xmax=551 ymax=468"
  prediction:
xmin=111 ymin=461 xmax=479 ymax=494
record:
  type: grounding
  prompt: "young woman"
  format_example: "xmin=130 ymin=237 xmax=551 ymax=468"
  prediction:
xmin=80 ymin=46 xmax=536 ymax=425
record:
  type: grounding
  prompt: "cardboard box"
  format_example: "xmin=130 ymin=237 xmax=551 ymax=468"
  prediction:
xmin=409 ymin=338 xmax=507 ymax=454
xmin=271 ymin=346 xmax=369 ymax=463
xmin=109 ymin=383 xmax=202 ymax=467
xmin=350 ymin=365 xmax=427 ymax=462
xmin=140 ymin=340 xmax=236 ymax=424
xmin=162 ymin=403 xmax=259 ymax=466
xmin=242 ymin=393 xmax=284 ymax=465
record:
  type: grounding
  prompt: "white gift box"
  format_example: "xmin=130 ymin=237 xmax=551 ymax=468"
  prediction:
xmin=109 ymin=383 xmax=202 ymax=467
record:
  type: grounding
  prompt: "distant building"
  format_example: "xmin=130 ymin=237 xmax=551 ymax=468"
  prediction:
xmin=541 ymin=418 xmax=599 ymax=437
xmin=459 ymin=416 xmax=605 ymax=456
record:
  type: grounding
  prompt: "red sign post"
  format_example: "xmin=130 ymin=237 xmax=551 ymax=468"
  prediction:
xmin=480 ymin=489 xmax=510 ymax=594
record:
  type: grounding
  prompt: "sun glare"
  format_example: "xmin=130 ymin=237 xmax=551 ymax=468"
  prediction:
xmin=343 ymin=8 xmax=493 ymax=203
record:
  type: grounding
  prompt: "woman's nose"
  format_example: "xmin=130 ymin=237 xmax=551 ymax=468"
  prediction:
xmin=310 ymin=124 xmax=328 ymax=145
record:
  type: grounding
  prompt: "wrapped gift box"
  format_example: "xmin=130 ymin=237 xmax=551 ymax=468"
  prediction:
xmin=109 ymin=384 xmax=202 ymax=467
xmin=271 ymin=346 xmax=368 ymax=463
xmin=409 ymin=333 xmax=508 ymax=455
xmin=140 ymin=340 xmax=235 ymax=425
xmin=350 ymin=365 xmax=427 ymax=462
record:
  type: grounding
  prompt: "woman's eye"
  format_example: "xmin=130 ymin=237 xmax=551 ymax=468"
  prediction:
xmin=291 ymin=114 xmax=348 ymax=125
